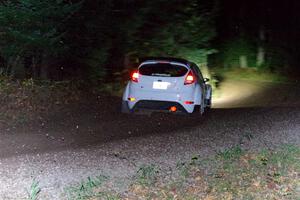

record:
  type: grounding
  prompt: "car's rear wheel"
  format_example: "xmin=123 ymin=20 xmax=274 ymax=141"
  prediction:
xmin=205 ymin=90 xmax=212 ymax=110
xmin=121 ymin=100 xmax=132 ymax=114
xmin=205 ymin=96 xmax=212 ymax=110
xmin=192 ymin=105 xmax=204 ymax=115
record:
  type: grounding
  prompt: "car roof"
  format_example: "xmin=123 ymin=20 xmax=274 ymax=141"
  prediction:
xmin=139 ymin=57 xmax=191 ymax=66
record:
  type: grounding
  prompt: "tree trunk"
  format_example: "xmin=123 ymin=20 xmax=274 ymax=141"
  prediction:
xmin=256 ymin=28 xmax=265 ymax=68
xmin=256 ymin=47 xmax=265 ymax=67
xmin=40 ymin=54 xmax=49 ymax=79
xmin=239 ymin=55 xmax=248 ymax=68
xmin=32 ymin=55 xmax=41 ymax=79
xmin=10 ymin=55 xmax=25 ymax=78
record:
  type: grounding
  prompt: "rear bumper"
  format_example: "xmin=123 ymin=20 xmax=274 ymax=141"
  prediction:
xmin=128 ymin=99 xmax=195 ymax=113
xmin=123 ymin=82 xmax=198 ymax=113
xmin=132 ymin=100 xmax=188 ymax=113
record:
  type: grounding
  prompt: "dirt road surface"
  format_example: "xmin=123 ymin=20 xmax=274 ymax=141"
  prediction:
xmin=0 ymin=79 xmax=299 ymax=199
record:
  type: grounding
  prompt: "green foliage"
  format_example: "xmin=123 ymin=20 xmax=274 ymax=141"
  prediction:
xmin=0 ymin=0 xmax=217 ymax=80
xmin=47 ymin=145 xmax=299 ymax=199
xmin=0 ymin=0 xmax=82 ymax=79
xmin=176 ymin=162 xmax=190 ymax=178
xmin=127 ymin=0 xmax=218 ymax=61
xmin=27 ymin=179 xmax=41 ymax=200
xmin=222 ymin=38 xmax=257 ymax=68
xmin=217 ymin=146 xmax=243 ymax=160
xmin=176 ymin=156 xmax=201 ymax=178
xmin=212 ymin=67 xmax=291 ymax=83
xmin=261 ymin=44 xmax=292 ymax=71
xmin=216 ymin=35 xmax=292 ymax=72
xmin=84 ymin=49 xmax=109 ymax=83
xmin=258 ymin=144 xmax=300 ymax=173
xmin=65 ymin=175 xmax=112 ymax=200
xmin=0 ymin=0 xmax=81 ymax=57
xmin=70 ymin=0 xmax=218 ymax=82
xmin=130 ymin=145 xmax=299 ymax=199
xmin=136 ymin=164 xmax=159 ymax=186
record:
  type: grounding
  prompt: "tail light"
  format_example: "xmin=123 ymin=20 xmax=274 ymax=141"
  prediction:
xmin=184 ymin=70 xmax=196 ymax=85
xmin=169 ymin=106 xmax=177 ymax=112
xmin=131 ymin=70 xmax=139 ymax=82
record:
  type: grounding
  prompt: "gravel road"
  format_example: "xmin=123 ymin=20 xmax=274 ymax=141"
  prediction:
xmin=0 ymin=80 xmax=299 ymax=199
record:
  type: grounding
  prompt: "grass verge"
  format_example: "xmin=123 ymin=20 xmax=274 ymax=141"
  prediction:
xmin=210 ymin=67 xmax=297 ymax=99
xmin=62 ymin=144 xmax=299 ymax=200
xmin=64 ymin=175 xmax=120 ymax=200
xmin=211 ymin=67 xmax=293 ymax=84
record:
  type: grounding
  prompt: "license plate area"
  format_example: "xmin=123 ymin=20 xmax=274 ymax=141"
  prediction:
xmin=152 ymin=81 xmax=170 ymax=90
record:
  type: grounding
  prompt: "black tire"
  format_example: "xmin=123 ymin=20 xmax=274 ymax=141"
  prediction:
xmin=205 ymin=97 xmax=212 ymax=107
xmin=205 ymin=91 xmax=212 ymax=109
xmin=121 ymin=100 xmax=132 ymax=114
xmin=192 ymin=105 xmax=203 ymax=115
xmin=204 ymin=97 xmax=211 ymax=113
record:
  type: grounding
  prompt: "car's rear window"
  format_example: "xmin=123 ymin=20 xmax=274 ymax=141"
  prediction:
xmin=139 ymin=63 xmax=188 ymax=77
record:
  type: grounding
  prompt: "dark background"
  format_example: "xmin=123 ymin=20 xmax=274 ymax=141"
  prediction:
xmin=213 ymin=0 xmax=300 ymax=73
xmin=0 ymin=0 xmax=299 ymax=82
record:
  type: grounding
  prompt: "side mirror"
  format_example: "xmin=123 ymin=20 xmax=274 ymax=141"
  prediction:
xmin=204 ymin=78 xmax=210 ymax=83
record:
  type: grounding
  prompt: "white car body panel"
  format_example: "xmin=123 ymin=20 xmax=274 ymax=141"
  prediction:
xmin=122 ymin=59 xmax=211 ymax=114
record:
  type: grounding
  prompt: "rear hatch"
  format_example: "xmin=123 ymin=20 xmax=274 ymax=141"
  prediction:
xmin=137 ymin=61 xmax=188 ymax=93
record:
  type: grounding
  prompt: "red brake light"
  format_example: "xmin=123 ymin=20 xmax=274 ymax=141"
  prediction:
xmin=131 ymin=70 xmax=139 ymax=82
xmin=184 ymin=71 xmax=195 ymax=85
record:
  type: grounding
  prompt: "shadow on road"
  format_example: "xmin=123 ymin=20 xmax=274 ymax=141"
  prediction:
xmin=0 ymin=80 xmax=299 ymax=158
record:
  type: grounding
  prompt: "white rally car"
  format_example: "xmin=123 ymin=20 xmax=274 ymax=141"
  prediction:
xmin=122 ymin=57 xmax=212 ymax=114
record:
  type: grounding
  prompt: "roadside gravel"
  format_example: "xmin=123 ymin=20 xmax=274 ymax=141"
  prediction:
xmin=0 ymin=80 xmax=299 ymax=199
